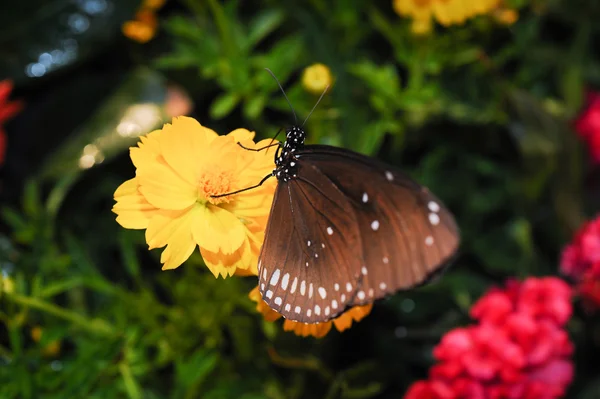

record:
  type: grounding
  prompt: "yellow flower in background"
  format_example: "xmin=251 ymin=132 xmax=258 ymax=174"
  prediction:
xmin=393 ymin=0 xmax=500 ymax=34
xmin=122 ymin=0 xmax=167 ymax=43
xmin=493 ymin=8 xmax=518 ymax=25
xmin=112 ymin=116 xmax=276 ymax=277
xmin=249 ymin=286 xmax=373 ymax=338
xmin=143 ymin=0 xmax=167 ymax=10
xmin=31 ymin=326 xmax=62 ymax=357
xmin=302 ymin=64 xmax=334 ymax=95
xmin=122 ymin=10 xmax=158 ymax=43
xmin=1 ymin=274 xmax=14 ymax=294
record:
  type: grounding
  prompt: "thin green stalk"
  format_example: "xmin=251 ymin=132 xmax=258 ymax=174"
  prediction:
xmin=8 ymin=293 xmax=116 ymax=336
xmin=119 ymin=362 xmax=142 ymax=399
xmin=206 ymin=0 xmax=236 ymax=59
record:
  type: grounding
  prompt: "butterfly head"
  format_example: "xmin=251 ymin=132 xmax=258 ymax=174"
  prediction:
xmin=274 ymin=125 xmax=305 ymax=182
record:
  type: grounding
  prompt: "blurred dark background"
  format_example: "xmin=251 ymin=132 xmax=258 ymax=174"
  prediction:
xmin=2 ymin=0 xmax=600 ymax=398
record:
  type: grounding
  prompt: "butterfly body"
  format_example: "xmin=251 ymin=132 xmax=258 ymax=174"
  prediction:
xmin=257 ymin=124 xmax=460 ymax=324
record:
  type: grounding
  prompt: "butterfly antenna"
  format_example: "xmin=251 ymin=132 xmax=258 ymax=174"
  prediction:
xmin=301 ymin=85 xmax=329 ymax=127
xmin=265 ymin=68 xmax=298 ymax=125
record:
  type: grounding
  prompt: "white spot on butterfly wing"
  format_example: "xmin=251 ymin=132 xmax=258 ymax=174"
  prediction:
xmin=270 ymin=269 xmax=280 ymax=286
xmin=290 ymin=277 xmax=298 ymax=293
xmin=327 ymin=227 xmax=333 ymax=235
xmin=371 ymin=220 xmax=380 ymax=231
xmin=380 ymin=282 xmax=387 ymax=290
xmin=309 ymin=283 xmax=314 ymax=298
xmin=281 ymin=273 xmax=290 ymax=290
xmin=346 ymin=282 xmax=352 ymax=292
xmin=362 ymin=193 xmax=368 ymax=203
xmin=334 ymin=283 xmax=340 ymax=291
xmin=262 ymin=268 xmax=267 ymax=280
xmin=318 ymin=287 xmax=327 ymax=299
xmin=361 ymin=266 xmax=368 ymax=275
xmin=332 ymin=300 xmax=338 ymax=309
xmin=307 ymin=240 xmax=311 ymax=246
xmin=385 ymin=171 xmax=393 ymax=181
xmin=428 ymin=201 xmax=440 ymax=213
xmin=285 ymin=304 xmax=291 ymax=312
xmin=307 ymin=309 xmax=312 ymax=317
xmin=429 ymin=213 xmax=440 ymax=225
xmin=383 ymin=256 xmax=389 ymax=264
xmin=357 ymin=291 xmax=365 ymax=300
xmin=300 ymin=281 xmax=306 ymax=295
xmin=266 ymin=290 xmax=273 ymax=299
xmin=315 ymin=305 xmax=321 ymax=315
xmin=325 ymin=306 xmax=330 ymax=316
xmin=274 ymin=297 xmax=282 ymax=306
xmin=295 ymin=306 xmax=301 ymax=314
xmin=425 ymin=236 xmax=434 ymax=246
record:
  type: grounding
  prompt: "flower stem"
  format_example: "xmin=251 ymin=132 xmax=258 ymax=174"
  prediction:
xmin=7 ymin=293 xmax=117 ymax=336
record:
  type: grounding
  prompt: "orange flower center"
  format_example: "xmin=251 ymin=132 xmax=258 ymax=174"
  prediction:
xmin=198 ymin=165 xmax=237 ymax=205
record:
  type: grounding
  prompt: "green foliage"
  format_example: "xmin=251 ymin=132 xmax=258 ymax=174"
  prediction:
xmin=2 ymin=0 xmax=600 ymax=397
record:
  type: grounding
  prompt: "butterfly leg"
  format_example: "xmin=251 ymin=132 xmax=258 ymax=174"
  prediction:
xmin=210 ymin=172 xmax=275 ymax=198
xmin=237 ymin=141 xmax=281 ymax=152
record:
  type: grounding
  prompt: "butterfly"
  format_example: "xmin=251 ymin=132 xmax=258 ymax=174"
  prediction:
xmin=213 ymin=69 xmax=460 ymax=324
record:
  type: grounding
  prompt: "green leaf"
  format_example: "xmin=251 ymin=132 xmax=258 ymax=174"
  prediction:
xmin=210 ymin=92 xmax=241 ymax=119
xmin=245 ymin=10 xmax=284 ymax=51
xmin=174 ymin=350 xmax=218 ymax=397
xmin=243 ymin=94 xmax=266 ymax=120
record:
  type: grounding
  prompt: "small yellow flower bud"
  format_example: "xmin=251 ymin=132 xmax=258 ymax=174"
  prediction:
xmin=302 ymin=64 xmax=333 ymax=95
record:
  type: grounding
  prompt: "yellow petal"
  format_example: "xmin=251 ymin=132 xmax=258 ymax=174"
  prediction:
xmin=136 ymin=159 xmax=197 ymax=210
xmin=148 ymin=208 xmax=197 ymax=270
xmin=199 ymin=234 xmax=253 ymax=278
xmin=145 ymin=206 xmax=194 ymax=250
xmin=158 ymin=117 xmax=209 ymax=186
xmin=112 ymin=178 xmax=158 ymax=229
xmin=227 ymin=128 xmax=256 ymax=143
xmin=192 ymin=204 xmax=247 ymax=255
xmin=249 ymin=286 xmax=282 ymax=322
xmin=332 ymin=304 xmax=373 ymax=332
xmin=283 ymin=320 xmax=332 ymax=338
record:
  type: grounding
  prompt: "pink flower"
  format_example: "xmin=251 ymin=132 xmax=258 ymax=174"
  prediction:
xmin=403 ymin=277 xmax=574 ymax=399
xmin=560 ymin=215 xmax=600 ymax=309
xmin=560 ymin=215 xmax=600 ymax=278
xmin=470 ymin=289 xmax=513 ymax=324
xmin=574 ymin=91 xmax=600 ymax=163
xmin=0 ymin=79 xmax=23 ymax=165
xmin=516 ymin=277 xmax=572 ymax=325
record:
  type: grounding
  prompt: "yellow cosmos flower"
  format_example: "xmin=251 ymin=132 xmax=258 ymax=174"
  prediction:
xmin=1 ymin=275 xmax=14 ymax=294
xmin=249 ymin=286 xmax=373 ymax=338
xmin=122 ymin=9 xmax=158 ymax=43
xmin=143 ymin=0 xmax=167 ymax=10
xmin=122 ymin=0 xmax=167 ymax=43
xmin=302 ymin=64 xmax=334 ymax=95
xmin=393 ymin=0 xmax=500 ymax=34
xmin=112 ymin=116 xmax=276 ymax=277
xmin=493 ymin=8 xmax=518 ymax=25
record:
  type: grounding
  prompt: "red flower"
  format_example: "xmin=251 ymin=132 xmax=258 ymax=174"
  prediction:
xmin=404 ymin=380 xmax=454 ymax=399
xmin=560 ymin=215 xmax=600 ymax=278
xmin=516 ymin=277 xmax=572 ymax=325
xmin=470 ymin=289 xmax=513 ymax=324
xmin=404 ymin=277 xmax=574 ymax=399
xmin=575 ymin=91 xmax=600 ymax=163
xmin=560 ymin=215 xmax=600 ymax=309
xmin=0 ymin=80 xmax=23 ymax=165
